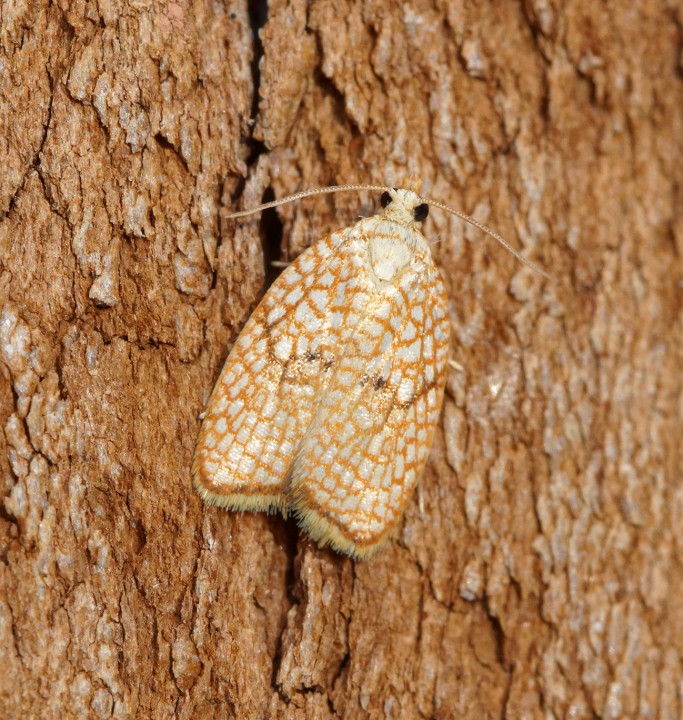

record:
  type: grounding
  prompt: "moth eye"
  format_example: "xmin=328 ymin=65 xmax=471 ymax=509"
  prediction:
xmin=380 ymin=191 xmax=392 ymax=208
xmin=414 ymin=203 xmax=429 ymax=222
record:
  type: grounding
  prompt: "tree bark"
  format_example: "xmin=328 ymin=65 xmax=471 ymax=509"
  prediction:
xmin=1 ymin=1 xmax=681 ymax=718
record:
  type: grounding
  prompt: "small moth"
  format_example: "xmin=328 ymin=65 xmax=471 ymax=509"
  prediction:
xmin=192 ymin=176 xmax=546 ymax=559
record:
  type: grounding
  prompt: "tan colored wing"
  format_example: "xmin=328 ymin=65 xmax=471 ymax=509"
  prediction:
xmin=287 ymin=252 xmax=450 ymax=558
xmin=192 ymin=227 xmax=376 ymax=512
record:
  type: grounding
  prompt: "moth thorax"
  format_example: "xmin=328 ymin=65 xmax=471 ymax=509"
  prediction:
xmin=369 ymin=233 xmax=412 ymax=282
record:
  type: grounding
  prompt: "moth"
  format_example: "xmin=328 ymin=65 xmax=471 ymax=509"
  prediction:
xmin=192 ymin=176 xmax=546 ymax=559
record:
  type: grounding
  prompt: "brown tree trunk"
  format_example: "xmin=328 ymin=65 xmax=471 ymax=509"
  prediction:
xmin=1 ymin=1 xmax=681 ymax=718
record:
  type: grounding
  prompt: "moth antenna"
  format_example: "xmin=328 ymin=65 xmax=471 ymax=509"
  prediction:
xmin=227 ymin=183 xmax=550 ymax=279
xmin=226 ymin=184 xmax=390 ymax=218
xmin=425 ymin=198 xmax=551 ymax=279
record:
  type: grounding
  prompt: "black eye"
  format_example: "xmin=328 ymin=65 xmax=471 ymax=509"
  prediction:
xmin=414 ymin=203 xmax=429 ymax=222
xmin=380 ymin=191 xmax=392 ymax=208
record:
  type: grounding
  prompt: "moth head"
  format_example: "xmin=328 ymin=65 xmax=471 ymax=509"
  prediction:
xmin=380 ymin=186 xmax=430 ymax=227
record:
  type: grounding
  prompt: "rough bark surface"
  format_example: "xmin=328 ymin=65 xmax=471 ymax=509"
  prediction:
xmin=1 ymin=1 xmax=681 ymax=718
